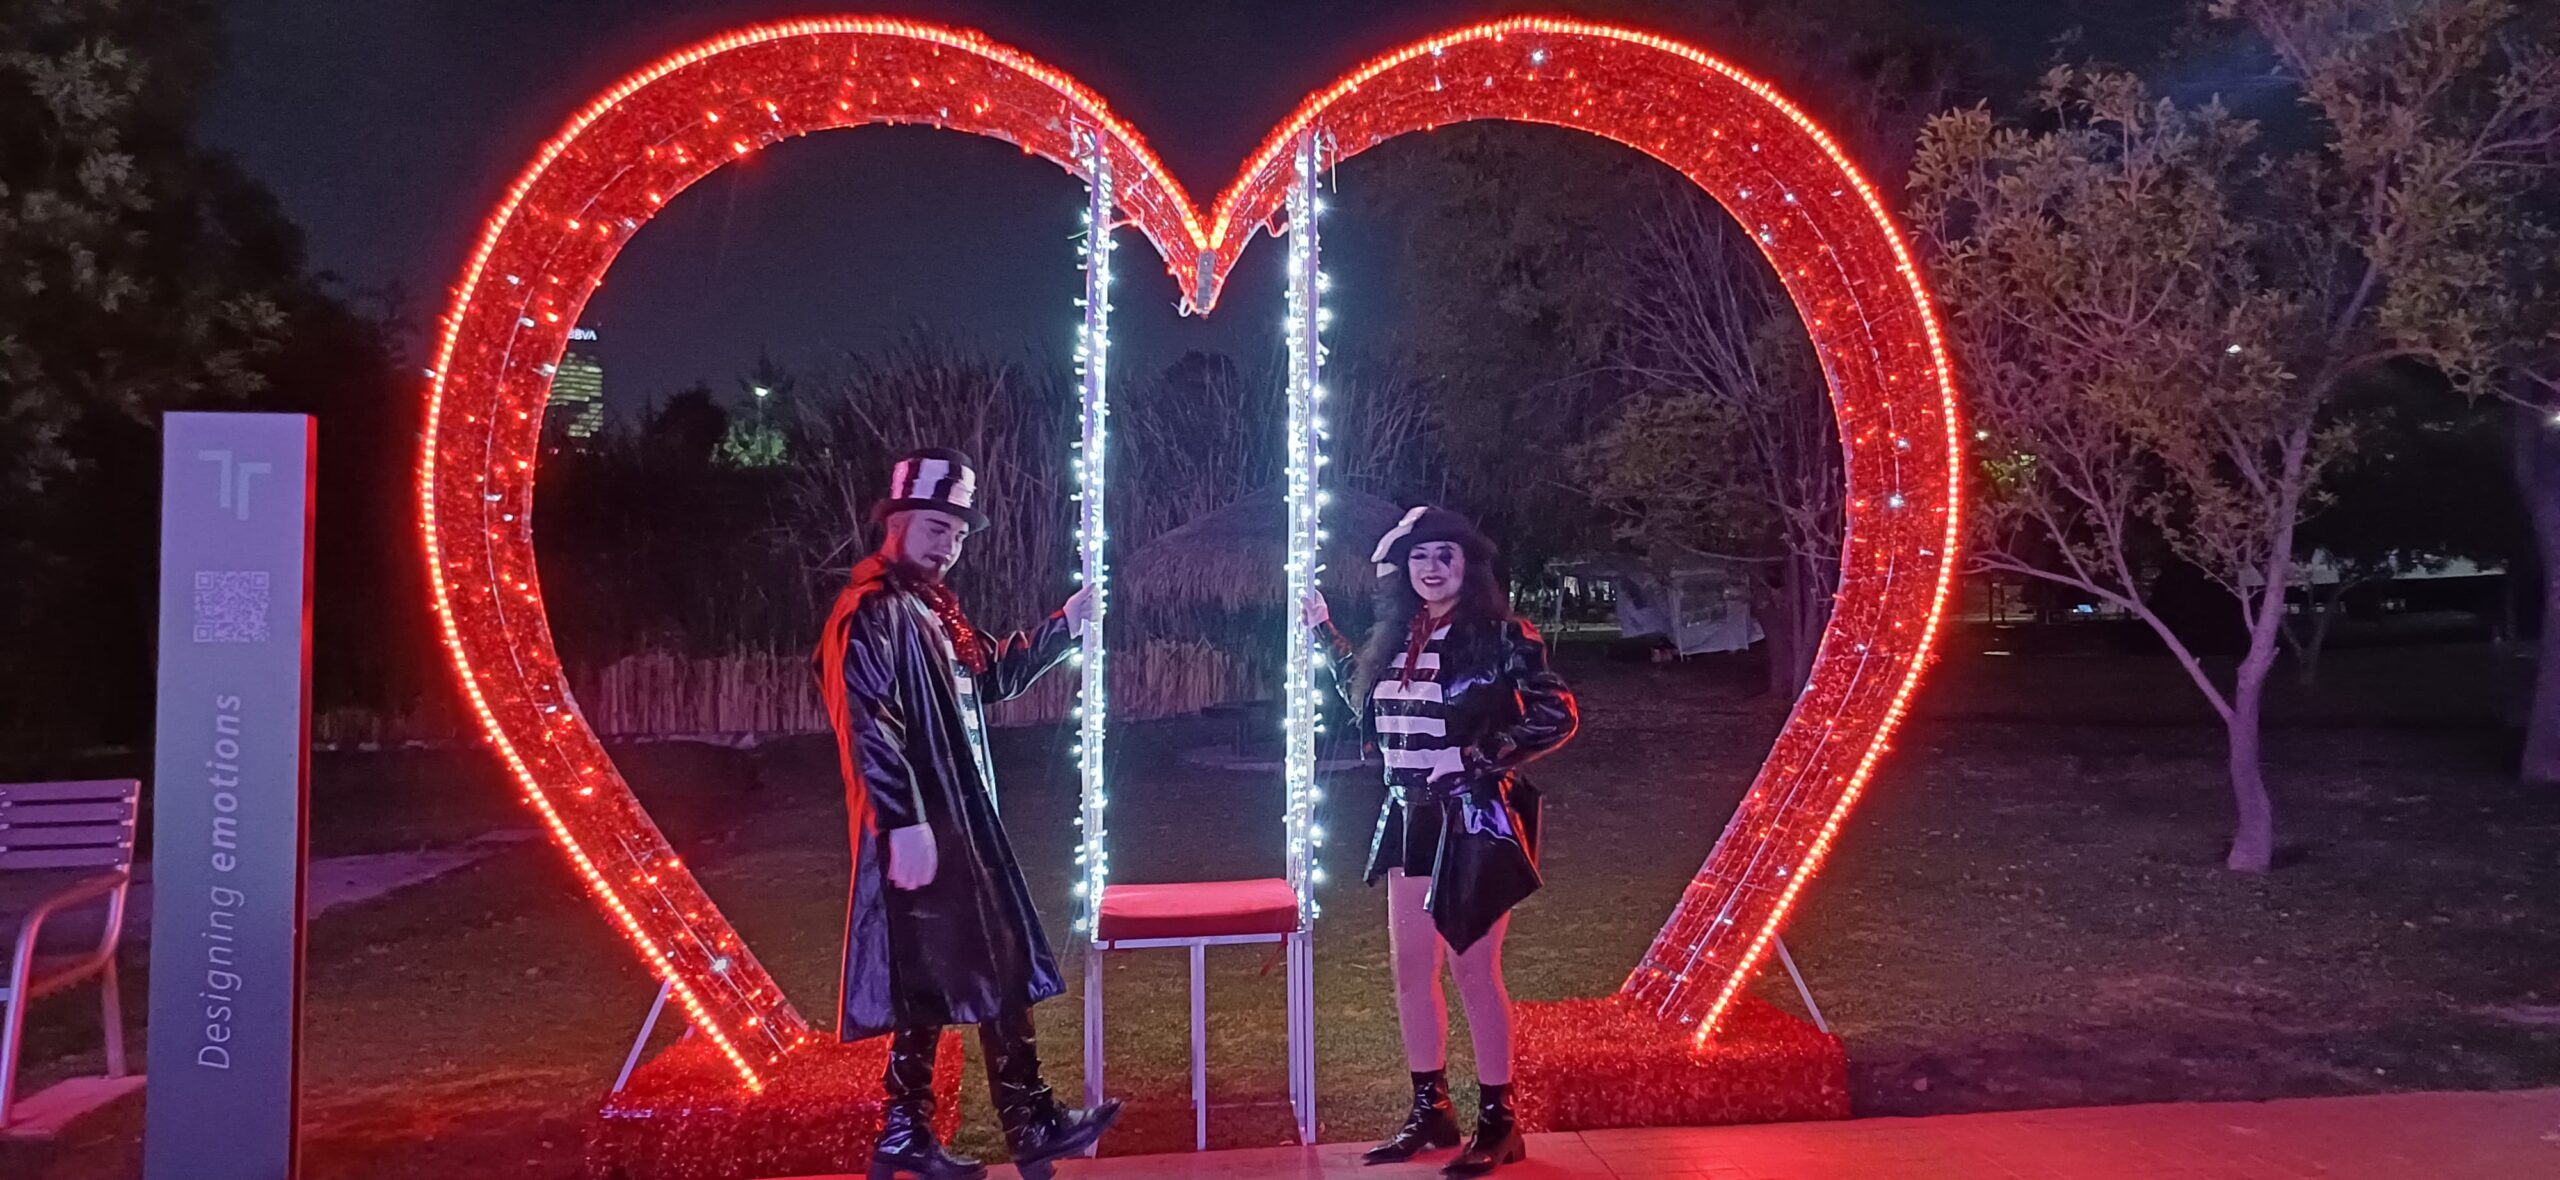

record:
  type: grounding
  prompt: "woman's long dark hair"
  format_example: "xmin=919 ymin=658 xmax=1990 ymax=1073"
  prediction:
xmin=1352 ymin=554 xmax=1511 ymax=702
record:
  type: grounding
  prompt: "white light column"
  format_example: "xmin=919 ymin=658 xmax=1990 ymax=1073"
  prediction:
xmin=1279 ymin=130 xmax=1330 ymax=1147
xmin=1280 ymin=130 xmax=1332 ymax=923
xmin=1070 ymin=124 xmax=1119 ymax=1118
xmin=1070 ymin=123 xmax=1116 ymax=939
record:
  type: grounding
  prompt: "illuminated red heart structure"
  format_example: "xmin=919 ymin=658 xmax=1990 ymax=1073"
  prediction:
xmin=420 ymin=15 xmax=1959 ymax=1099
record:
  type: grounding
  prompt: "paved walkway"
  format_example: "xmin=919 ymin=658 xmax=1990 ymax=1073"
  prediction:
xmin=120 ymin=829 xmax=537 ymax=942
xmin=786 ymin=1088 xmax=2560 ymax=1179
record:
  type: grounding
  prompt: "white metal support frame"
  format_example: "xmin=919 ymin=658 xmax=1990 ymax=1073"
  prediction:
xmin=611 ymin=980 xmax=675 ymax=1095
xmin=1773 ymin=937 xmax=1829 ymax=1034
xmin=1079 ymin=131 xmax=1327 ymax=1153
xmin=1276 ymin=124 xmax=1327 ymax=1154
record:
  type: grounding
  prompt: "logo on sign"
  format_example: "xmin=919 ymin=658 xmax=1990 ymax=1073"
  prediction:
xmin=197 ymin=450 xmax=273 ymax=522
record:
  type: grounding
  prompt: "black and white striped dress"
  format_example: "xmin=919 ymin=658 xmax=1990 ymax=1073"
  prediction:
xmin=1372 ymin=621 xmax=1458 ymax=876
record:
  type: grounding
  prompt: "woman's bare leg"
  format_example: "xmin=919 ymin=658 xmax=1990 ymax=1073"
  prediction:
xmin=1386 ymin=868 xmax=1449 ymax=1072
xmin=1447 ymin=911 xmax=1513 ymax=1085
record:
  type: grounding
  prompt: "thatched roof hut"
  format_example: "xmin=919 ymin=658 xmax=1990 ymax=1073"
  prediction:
xmin=1119 ymin=485 xmax=1406 ymax=617
xmin=1103 ymin=485 xmax=1403 ymax=720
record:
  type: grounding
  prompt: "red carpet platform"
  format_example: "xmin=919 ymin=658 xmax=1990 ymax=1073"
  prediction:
xmin=1512 ymin=993 xmax=1847 ymax=1132
xmin=587 ymin=1032 xmax=964 ymax=1180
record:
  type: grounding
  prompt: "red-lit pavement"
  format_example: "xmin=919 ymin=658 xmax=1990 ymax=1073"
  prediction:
xmin=776 ymin=1088 xmax=2559 ymax=1179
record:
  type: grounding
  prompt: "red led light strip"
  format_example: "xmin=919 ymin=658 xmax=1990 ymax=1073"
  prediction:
xmin=420 ymin=15 xmax=1958 ymax=1087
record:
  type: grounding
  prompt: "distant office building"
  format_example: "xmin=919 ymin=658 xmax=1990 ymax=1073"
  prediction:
xmin=547 ymin=325 xmax=606 ymax=446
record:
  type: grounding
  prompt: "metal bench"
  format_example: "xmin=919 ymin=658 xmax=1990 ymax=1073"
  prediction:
xmin=0 ymin=779 xmax=139 ymax=1130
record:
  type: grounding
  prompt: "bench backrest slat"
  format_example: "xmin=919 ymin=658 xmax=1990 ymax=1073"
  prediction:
xmin=0 ymin=800 xmax=133 ymax=825
xmin=0 ymin=780 xmax=139 ymax=804
xmin=0 ymin=847 xmax=130 ymax=870
xmin=0 ymin=780 xmax=141 ymax=874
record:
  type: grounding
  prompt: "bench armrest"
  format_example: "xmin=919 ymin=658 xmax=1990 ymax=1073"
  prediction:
xmin=10 ymin=869 xmax=131 ymax=984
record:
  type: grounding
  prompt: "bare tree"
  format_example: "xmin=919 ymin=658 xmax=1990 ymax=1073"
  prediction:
xmin=1117 ymin=352 xmax=1276 ymax=548
xmin=1326 ymin=351 xmax=1438 ymax=502
xmin=1581 ymin=183 xmax=1842 ymax=694
xmin=784 ymin=333 xmax=1071 ymax=633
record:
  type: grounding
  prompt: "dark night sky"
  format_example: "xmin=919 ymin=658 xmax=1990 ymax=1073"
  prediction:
xmin=197 ymin=1 xmax=2189 ymax=418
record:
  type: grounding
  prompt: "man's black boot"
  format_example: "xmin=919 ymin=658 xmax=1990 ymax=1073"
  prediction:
xmin=980 ymin=1008 xmax=1121 ymax=1179
xmin=867 ymin=1026 xmax=985 ymax=1180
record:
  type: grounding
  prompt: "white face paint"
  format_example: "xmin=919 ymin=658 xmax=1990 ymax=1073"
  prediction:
xmin=890 ymin=509 xmax=971 ymax=579
xmin=1409 ymin=541 xmax=1465 ymax=610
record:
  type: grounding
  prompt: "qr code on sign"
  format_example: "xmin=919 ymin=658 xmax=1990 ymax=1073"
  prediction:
xmin=192 ymin=571 xmax=272 ymax=644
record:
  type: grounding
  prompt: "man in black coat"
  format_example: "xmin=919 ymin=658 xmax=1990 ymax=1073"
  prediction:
xmin=817 ymin=448 xmax=1118 ymax=1180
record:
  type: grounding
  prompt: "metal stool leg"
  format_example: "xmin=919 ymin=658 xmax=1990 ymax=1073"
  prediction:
xmin=1084 ymin=943 xmax=1105 ymax=1111
xmin=1289 ymin=930 xmax=1316 ymax=1145
xmin=1189 ymin=941 xmax=1208 ymax=1151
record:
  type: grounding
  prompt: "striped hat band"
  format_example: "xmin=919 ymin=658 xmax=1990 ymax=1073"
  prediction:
xmin=890 ymin=456 xmax=977 ymax=511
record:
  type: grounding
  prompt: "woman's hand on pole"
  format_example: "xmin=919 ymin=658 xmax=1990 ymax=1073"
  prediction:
xmin=1301 ymin=590 xmax=1331 ymax=630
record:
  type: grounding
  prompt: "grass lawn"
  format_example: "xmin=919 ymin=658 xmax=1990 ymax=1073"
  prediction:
xmin=11 ymin=635 xmax=2560 ymax=1177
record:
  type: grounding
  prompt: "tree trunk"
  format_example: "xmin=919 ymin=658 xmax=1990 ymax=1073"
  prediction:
xmin=2290 ymin=584 xmax=2343 ymax=687
xmin=1792 ymin=554 xmax=1828 ymax=693
xmin=1761 ymin=564 xmax=1791 ymax=697
xmin=2225 ymin=602 xmax=2284 ymax=871
xmin=1763 ymin=553 xmax=1824 ymax=697
xmin=2514 ymin=401 xmax=2560 ymax=785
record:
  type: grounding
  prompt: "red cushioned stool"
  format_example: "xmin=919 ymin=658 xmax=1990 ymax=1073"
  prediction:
xmin=1083 ymin=878 xmax=1313 ymax=1150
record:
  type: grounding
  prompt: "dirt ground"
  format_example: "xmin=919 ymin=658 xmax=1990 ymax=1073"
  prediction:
xmin=10 ymin=633 xmax=2558 ymax=1177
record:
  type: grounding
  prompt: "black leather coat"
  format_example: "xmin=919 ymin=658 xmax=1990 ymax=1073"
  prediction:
xmin=1330 ymin=614 xmax=1579 ymax=951
xmin=826 ymin=556 xmax=1076 ymax=1040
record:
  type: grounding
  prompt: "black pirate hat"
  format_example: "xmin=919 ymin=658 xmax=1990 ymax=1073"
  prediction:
xmin=873 ymin=447 xmax=991 ymax=530
xmin=1371 ymin=505 xmax=1496 ymax=578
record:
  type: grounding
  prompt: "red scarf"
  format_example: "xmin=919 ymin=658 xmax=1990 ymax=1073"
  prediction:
xmin=1399 ymin=608 xmax=1442 ymax=687
xmin=903 ymin=575 xmax=991 ymax=675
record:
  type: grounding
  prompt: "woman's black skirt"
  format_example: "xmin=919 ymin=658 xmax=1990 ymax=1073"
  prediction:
xmin=1369 ymin=794 xmax=1447 ymax=879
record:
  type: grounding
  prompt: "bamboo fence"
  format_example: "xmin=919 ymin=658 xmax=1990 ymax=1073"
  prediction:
xmin=315 ymin=639 xmax=1267 ymax=747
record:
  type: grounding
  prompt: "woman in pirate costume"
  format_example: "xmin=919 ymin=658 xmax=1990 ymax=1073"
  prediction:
xmin=1303 ymin=506 xmax=1580 ymax=1176
xmin=815 ymin=448 xmax=1118 ymax=1180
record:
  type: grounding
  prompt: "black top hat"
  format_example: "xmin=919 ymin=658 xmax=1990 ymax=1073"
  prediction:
xmin=873 ymin=447 xmax=991 ymax=530
xmin=1371 ymin=505 xmax=1495 ymax=578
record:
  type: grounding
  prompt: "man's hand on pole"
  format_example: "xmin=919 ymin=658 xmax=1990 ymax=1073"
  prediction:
xmin=1064 ymin=584 xmax=1096 ymax=638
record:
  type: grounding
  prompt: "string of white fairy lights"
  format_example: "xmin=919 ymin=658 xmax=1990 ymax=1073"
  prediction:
xmin=1064 ymin=128 xmax=1332 ymax=933
xmin=1069 ymin=123 xmax=1115 ymax=938
xmin=1281 ymin=131 xmax=1333 ymax=921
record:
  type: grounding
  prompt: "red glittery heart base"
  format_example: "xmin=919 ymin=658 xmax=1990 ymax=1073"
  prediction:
xmin=587 ymin=1032 xmax=964 ymax=1180
xmin=1513 ymin=994 xmax=1848 ymax=1132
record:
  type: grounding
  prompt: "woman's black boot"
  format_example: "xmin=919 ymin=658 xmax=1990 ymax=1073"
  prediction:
xmin=1444 ymin=1082 xmax=1525 ymax=1176
xmin=1363 ymin=1070 xmax=1462 ymax=1164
